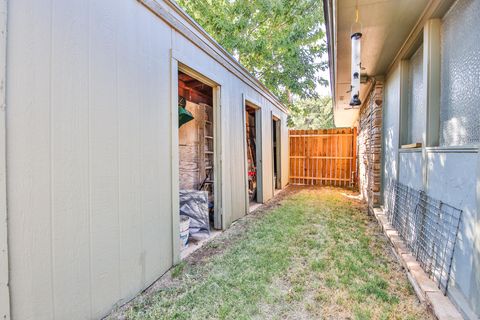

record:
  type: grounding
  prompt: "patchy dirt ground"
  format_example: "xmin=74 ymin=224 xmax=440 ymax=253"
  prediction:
xmin=107 ymin=187 xmax=432 ymax=320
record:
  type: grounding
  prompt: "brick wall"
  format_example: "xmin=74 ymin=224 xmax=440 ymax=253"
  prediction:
xmin=358 ymin=81 xmax=383 ymax=212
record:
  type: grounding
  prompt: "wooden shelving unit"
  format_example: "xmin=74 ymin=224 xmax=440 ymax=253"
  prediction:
xmin=199 ymin=103 xmax=214 ymax=202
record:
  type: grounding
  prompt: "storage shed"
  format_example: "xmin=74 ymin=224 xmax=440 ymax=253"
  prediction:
xmin=0 ymin=0 xmax=289 ymax=319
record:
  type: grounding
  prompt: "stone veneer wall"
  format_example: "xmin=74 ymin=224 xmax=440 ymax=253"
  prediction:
xmin=358 ymin=82 xmax=383 ymax=212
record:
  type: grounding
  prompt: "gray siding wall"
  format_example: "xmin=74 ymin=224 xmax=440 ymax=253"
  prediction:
xmin=382 ymin=53 xmax=480 ymax=320
xmin=398 ymin=151 xmax=423 ymax=190
xmin=381 ymin=65 xmax=400 ymax=213
xmin=4 ymin=0 xmax=289 ymax=319
xmin=383 ymin=70 xmax=480 ymax=319
xmin=426 ymin=151 xmax=479 ymax=318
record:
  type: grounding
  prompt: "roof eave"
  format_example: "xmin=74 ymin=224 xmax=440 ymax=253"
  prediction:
xmin=139 ymin=0 xmax=290 ymax=114
xmin=323 ymin=0 xmax=336 ymax=105
xmin=324 ymin=0 xmax=345 ymax=127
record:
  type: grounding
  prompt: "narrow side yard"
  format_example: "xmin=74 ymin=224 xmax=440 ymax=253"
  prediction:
xmin=109 ymin=188 xmax=432 ymax=320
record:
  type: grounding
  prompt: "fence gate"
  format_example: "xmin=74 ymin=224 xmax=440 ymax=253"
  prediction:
xmin=289 ymin=128 xmax=357 ymax=187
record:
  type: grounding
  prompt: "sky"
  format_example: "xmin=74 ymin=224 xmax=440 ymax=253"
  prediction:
xmin=315 ymin=26 xmax=332 ymax=97
xmin=316 ymin=66 xmax=331 ymax=97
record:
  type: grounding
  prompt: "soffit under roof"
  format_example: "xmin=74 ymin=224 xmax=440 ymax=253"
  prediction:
xmin=333 ymin=0 xmax=429 ymax=126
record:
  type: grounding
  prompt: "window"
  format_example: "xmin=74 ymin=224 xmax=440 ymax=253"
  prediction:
xmin=406 ymin=45 xmax=425 ymax=145
xmin=440 ymin=0 xmax=480 ymax=146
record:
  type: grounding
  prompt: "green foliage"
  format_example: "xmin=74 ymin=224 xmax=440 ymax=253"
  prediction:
xmin=288 ymin=96 xmax=334 ymax=129
xmin=171 ymin=261 xmax=186 ymax=278
xmin=176 ymin=0 xmax=327 ymax=105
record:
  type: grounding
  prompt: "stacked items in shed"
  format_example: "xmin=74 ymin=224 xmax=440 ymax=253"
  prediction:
xmin=178 ymin=71 xmax=215 ymax=246
xmin=245 ymin=105 xmax=257 ymax=202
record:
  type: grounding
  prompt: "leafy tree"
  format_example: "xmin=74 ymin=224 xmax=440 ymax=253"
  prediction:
xmin=177 ymin=0 xmax=327 ymax=105
xmin=288 ymin=97 xmax=334 ymax=129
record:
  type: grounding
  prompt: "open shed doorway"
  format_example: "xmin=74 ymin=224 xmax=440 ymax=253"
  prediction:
xmin=245 ymin=103 xmax=263 ymax=209
xmin=177 ymin=68 xmax=221 ymax=256
xmin=272 ymin=116 xmax=281 ymax=191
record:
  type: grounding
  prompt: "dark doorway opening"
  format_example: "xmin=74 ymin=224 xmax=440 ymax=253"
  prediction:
xmin=178 ymin=69 xmax=219 ymax=255
xmin=245 ymin=105 xmax=259 ymax=203
xmin=272 ymin=118 xmax=281 ymax=190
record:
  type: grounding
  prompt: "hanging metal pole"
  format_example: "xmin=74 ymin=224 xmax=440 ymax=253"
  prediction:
xmin=350 ymin=1 xmax=362 ymax=107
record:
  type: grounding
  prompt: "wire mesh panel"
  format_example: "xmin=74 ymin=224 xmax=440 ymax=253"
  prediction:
xmin=386 ymin=181 xmax=462 ymax=294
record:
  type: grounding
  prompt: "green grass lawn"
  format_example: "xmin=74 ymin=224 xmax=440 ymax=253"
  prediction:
xmin=109 ymin=188 xmax=431 ymax=320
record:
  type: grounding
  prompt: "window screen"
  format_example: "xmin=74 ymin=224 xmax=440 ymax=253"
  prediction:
xmin=407 ymin=45 xmax=424 ymax=145
xmin=440 ymin=0 xmax=480 ymax=146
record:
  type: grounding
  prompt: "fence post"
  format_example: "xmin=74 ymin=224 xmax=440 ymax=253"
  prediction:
xmin=352 ymin=127 xmax=358 ymax=187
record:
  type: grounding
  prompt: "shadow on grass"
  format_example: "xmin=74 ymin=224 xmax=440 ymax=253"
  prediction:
xmin=108 ymin=187 xmax=432 ymax=320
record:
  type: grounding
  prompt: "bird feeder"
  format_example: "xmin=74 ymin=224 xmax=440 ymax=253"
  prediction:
xmin=350 ymin=32 xmax=362 ymax=106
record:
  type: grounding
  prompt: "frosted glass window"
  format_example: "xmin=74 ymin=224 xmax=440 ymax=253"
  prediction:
xmin=407 ymin=45 xmax=424 ymax=144
xmin=440 ymin=0 xmax=480 ymax=146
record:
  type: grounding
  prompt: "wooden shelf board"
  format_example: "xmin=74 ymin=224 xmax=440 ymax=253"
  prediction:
xmin=401 ymin=143 xmax=422 ymax=149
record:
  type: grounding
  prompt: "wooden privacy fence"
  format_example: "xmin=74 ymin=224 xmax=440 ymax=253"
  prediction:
xmin=289 ymin=128 xmax=357 ymax=187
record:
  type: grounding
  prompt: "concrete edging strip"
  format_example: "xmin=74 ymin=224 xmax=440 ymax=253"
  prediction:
xmin=372 ymin=208 xmax=464 ymax=320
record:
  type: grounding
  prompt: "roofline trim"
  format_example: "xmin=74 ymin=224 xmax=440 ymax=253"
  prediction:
xmin=384 ymin=0 xmax=455 ymax=76
xmin=138 ymin=0 xmax=289 ymax=114
xmin=323 ymin=0 xmax=335 ymax=103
